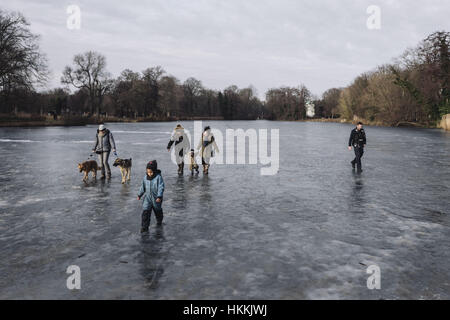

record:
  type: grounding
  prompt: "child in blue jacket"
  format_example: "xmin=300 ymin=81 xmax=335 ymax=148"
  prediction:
xmin=137 ymin=160 xmax=165 ymax=233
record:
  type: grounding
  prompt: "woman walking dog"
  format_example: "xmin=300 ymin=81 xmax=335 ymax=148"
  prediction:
xmin=92 ymin=124 xmax=117 ymax=179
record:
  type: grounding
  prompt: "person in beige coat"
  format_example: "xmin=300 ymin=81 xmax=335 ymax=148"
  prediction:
xmin=197 ymin=126 xmax=219 ymax=174
xmin=167 ymin=124 xmax=191 ymax=175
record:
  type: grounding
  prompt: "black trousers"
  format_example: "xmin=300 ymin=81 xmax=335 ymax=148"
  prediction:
xmin=141 ymin=207 xmax=163 ymax=230
xmin=352 ymin=147 xmax=364 ymax=171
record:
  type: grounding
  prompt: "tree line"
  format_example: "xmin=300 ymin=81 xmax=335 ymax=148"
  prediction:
xmin=314 ymin=31 xmax=450 ymax=126
xmin=1 ymin=9 xmax=448 ymax=126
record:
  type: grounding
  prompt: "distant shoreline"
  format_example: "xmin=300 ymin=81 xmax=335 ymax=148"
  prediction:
xmin=0 ymin=116 xmax=442 ymax=129
xmin=0 ymin=116 xmax=225 ymax=128
xmin=300 ymin=118 xmax=439 ymax=129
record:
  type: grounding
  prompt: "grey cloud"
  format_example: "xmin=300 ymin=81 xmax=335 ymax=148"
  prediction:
xmin=1 ymin=0 xmax=449 ymax=98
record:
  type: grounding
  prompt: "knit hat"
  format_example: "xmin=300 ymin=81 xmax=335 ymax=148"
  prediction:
xmin=146 ymin=160 xmax=157 ymax=171
xmin=99 ymin=124 xmax=106 ymax=131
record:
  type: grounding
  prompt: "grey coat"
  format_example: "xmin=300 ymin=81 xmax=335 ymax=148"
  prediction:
xmin=93 ymin=129 xmax=116 ymax=152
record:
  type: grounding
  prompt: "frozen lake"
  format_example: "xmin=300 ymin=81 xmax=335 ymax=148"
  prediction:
xmin=0 ymin=120 xmax=449 ymax=299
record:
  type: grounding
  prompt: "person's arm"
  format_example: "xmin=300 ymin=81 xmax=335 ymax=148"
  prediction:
xmin=110 ymin=132 xmax=116 ymax=151
xmin=156 ymin=176 xmax=165 ymax=201
xmin=167 ymin=139 xmax=174 ymax=151
xmin=348 ymin=130 xmax=354 ymax=147
xmin=93 ymin=133 xmax=98 ymax=151
xmin=362 ymin=131 xmax=367 ymax=146
xmin=204 ymin=136 xmax=213 ymax=148
xmin=212 ymin=136 xmax=219 ymax=153
xmin=183 ymin=134 xmax=191 ymax=154
xmin=167 ymin=132 xmax=176 ymax=151
xmin=197 ymin=137 xmax=202 ymax=151
xmin=137 ymin=179 xmax=146 ymax=199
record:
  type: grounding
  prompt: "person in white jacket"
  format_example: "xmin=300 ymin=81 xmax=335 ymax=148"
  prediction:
xmin=197 ymin=126 xmax=219 ymax=174
xmin=167 ymin=124 xmax=191 ymax=174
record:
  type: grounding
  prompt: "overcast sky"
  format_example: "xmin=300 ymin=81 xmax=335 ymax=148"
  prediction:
xmin=2 ymin=0 xmax=449 ymax=98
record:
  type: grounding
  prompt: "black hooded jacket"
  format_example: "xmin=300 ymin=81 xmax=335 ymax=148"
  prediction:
xmin=348 ymin=128 xmax=366 ymax=148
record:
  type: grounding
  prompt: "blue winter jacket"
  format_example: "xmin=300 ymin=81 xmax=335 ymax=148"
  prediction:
xmin=138 ymin=170 xmax=165 ymax=210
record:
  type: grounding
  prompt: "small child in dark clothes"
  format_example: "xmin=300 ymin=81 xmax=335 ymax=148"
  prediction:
xmin=137 ymin=160 xmax=165 ymax=233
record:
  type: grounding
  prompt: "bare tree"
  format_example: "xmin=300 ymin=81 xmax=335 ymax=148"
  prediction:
xmin=394 ymin=31 xmax=450 ymax=119
xmin=141 ymin=66 xmax=165 ymax=117
xmin=265 ymin=86 xmax=310 ymax=120
xmin=321 ymin=88 xmax=342 ymax=118
xmin=0 ymin=10 xmax=48 ymax=113
xmin=61 ymin=51 xmax=112 ymax=117
xmin=182 ymin=77 xmax=203 ymax=116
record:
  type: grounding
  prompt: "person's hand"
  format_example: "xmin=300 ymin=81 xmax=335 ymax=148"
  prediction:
xmin=137 ymin=196 xmax=141 ymax=200
xmin=156 ymin=198 xmax=161 ymax=203
xmin=348 ymin=146 xmax=352 ymax=151
xmin=113 ymin=149 xmax=116 ymax=153
xmin=167 ymin=148 xmax=171 ymax=152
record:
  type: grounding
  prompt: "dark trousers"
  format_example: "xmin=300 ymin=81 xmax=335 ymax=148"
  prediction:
xmin=141 ymin=207 xmax=163 ymax=230
xmin=352 ymin=147 xmax=364 ymax=171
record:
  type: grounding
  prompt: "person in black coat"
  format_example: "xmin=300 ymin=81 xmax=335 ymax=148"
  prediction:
xmin=348 ymin=122 xmax=367 ymax=173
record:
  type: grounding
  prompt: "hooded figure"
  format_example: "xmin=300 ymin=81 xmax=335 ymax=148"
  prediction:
xmin=197 ymin=126 xmax=219 ymax=174
xmin=138 ymin=160 xmax=165 ymax=232
xmin=92 ymin=124 xmax=116 ymax=179
xmin=167 ymin=124 xmax=190 ymax=174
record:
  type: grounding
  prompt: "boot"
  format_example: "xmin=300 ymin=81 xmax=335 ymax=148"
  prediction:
xmin=180 ymin=162 xmax=184 ymax=174
xmin=351 ymin=160 xmax=356 ymax=169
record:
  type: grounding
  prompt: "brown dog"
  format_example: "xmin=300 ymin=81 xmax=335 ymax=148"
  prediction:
xmin=189 ymin=149 xmax=199 ymax=174
xmin=113 ymin=158 xmax=132 ymax=184
xmin=78 ymin=160 xmax=99 ymax=182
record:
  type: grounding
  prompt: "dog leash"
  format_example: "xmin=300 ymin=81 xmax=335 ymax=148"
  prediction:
xmin=88 ymin=151 xmax=118 ymax=160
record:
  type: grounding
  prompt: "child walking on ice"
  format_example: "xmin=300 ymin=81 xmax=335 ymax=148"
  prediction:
xmin=137 ymin=160 xmax=165 ymax=233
